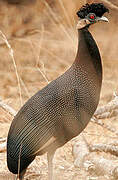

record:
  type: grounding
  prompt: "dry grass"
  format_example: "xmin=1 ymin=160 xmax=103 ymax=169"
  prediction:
xmin=0 ymin=0 xmax=118 ymax=179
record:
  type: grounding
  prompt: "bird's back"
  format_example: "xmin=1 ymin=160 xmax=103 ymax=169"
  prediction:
xmin=7 ymin=59 xmax=101 ymax=174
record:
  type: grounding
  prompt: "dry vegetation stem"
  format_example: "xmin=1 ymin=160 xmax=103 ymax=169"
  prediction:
xmin=90 ymin=143 xmax=118 ymax=156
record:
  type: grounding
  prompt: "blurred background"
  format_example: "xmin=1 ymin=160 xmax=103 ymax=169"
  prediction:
xmin=0 ymin=0 xmax=118 ymax=179
xmin=0 ymin=0 xmax=118 ymax=108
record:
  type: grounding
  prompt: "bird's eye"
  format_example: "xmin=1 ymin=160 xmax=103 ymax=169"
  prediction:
xmin=90 ymin=14 xmax=95 ymax=19
xmin=87 ymin=13 xmax=96 ymax=22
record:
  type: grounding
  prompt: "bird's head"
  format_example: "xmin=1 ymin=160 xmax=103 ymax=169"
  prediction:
xmin=76 ymin=3 xmax=109 ymax=30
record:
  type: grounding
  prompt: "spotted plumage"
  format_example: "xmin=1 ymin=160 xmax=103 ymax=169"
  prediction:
xmin=7 ymin=3 xmax=109 ymax=180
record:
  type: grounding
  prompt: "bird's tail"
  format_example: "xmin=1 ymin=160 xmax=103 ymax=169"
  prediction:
xmin=7 ymin=140 xmax=35 ymax=174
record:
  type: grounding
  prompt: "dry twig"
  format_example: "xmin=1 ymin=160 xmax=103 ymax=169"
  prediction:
xmin=91 ymin=117 xmax=118 ymax=135
xmin=73 ymin=135 xmax=90 ymax=167
xmin=0 ymin=31 xmax=23 ymax=106
xmin=0 ymin=138 xmax=7 ymax=143
xmin=0 ymin=98 xmax=16 ymax=117
xmin=0 ymin=98 xmax=16 ymax=152
xmin=91 ymin=95 xmax=118 ymax=135
xmin=0 ymin=142 xmax=6 ymax=153
xmin=94 ymin=95 xmax=118 ymax=119
xmin=90 ymin=143 xmax=118 ymax=156
xmin=100 ymin=0 xmax=118 ymax=11
xmin=73 ymin=139 xmax=118 ymax=178
xmin=73 ymin=136 xmax=118 ymax=178
xmin=83 ymin=154 xmax=118 ymax=178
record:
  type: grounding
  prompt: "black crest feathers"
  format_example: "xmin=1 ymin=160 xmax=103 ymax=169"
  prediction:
xmin=77 ymin=3 xmax=109 ymax=19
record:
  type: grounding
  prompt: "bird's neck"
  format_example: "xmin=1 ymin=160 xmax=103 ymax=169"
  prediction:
xmin=75 ymin=27 xmax=102 ymax=80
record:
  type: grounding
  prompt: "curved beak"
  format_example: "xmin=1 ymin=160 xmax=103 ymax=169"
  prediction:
xmin=97 ymin=16 xmax=109 ymax=22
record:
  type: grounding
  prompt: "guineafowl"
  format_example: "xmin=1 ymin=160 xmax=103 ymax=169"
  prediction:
xmin=7 ymin=3 xmax=109 ymax=180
